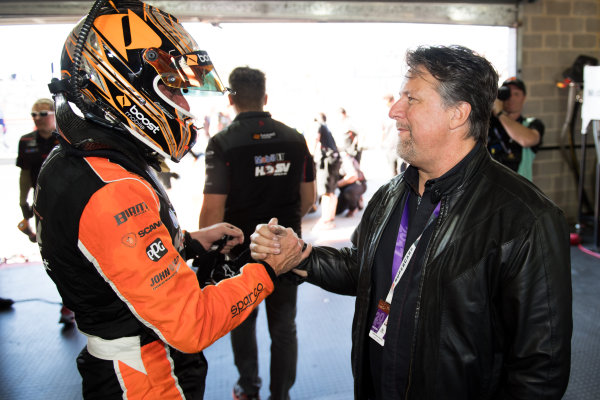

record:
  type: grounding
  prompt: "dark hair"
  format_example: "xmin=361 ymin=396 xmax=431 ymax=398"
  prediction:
xmin=228 ymin=66 xmax=266 ymax=110
xmin=406 ymin=45 xmax=498 ymax=143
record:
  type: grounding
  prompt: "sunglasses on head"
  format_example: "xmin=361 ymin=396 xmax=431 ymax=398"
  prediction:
xmin=31 ymin=111 xmax=54 ymax=118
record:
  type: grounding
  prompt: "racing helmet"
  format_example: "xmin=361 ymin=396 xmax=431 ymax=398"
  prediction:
xmin=58 ymin=0 xmax=227 ymax=162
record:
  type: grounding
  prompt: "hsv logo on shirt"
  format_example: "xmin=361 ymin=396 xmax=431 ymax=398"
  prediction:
xmin=254 ymin=153 xmax=291 ymax=177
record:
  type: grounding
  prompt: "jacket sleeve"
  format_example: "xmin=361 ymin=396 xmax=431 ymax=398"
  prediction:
xmin=300 ymin=180 xmax=391 ymax=296
xmin=303 ymin=245 xmax=360 ymax=296
xmin=497 ymin=206 xmax=572 ymax=399
xmin=78 ymin=174 xmax=274 ymax=354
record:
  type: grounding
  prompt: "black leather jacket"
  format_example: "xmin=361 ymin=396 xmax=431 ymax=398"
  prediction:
xmin=300 ymin=144 xmax=572 ymax=399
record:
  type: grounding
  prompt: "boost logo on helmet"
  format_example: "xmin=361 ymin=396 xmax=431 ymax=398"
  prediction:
xmin=189 ymin=52 xmax=211 ymax=64
xmin=125 ymin=104 xmax=160 ymax=135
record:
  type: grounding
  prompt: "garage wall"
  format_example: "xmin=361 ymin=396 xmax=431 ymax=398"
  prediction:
xmin=0 ymin=0 xmax=597 ymax=224
xmin=520 ymin=0 xmax=599 ymax=223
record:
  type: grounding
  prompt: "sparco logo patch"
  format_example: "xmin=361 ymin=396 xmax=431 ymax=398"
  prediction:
xmin=231 ymin=283 xmax=264 ymax=317
xmin=254 ymin=153 xmax=290 ymax=177
xmin=150 ymin=255 xmax=181 ymax=290
xmin=138 ymin=221 xmax=162 ymax=238
xmin=126 ymin=104 xmax=160 ymax=135
xmin=146 ymin=238 xmax=168 ymax=261
xmin=114 ymin=202 xmax=149 ymax=225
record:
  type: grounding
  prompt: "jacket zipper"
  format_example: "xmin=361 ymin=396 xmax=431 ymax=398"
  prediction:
xmin=357 ymin=178 xmax=405 ymax=398
xmin=404 ymin=197 xmax=445 ymax=399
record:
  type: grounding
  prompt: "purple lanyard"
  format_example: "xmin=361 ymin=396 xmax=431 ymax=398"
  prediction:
xmin=391 ymin=194 xmax=441 ymax=278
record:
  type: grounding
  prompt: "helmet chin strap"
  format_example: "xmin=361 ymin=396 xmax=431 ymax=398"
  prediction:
xmin=153 ymin=76 xmax=197 ymax=120
xmin=120 ymin=123 xmax=172 ymax=161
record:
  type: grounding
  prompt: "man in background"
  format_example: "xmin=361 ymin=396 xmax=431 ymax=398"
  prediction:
xmin=381 ymin=93 xmax=406 ymax=176
xmin=16 ymin=98 xmax=58 ymax=243
xmin=337 ymin=107 xmax=361 ymax=164
xmin=313 ymin=112 xmax=340 ymax=230
xmin=0 ymin=106 xmax=7 ymax=149
xmin=16 ymin=98 xmax=72 ymax=324
xmin=487 ymin=77 xmax=544 ymax=180
xmin=335 ymin=151 xmax=366 ymax=218
xmin=200 ymin=66 xmax=315 ymax=400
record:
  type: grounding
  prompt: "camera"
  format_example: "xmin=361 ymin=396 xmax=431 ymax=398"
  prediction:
xmin=497 ymin=85 xmax=511 ymax=101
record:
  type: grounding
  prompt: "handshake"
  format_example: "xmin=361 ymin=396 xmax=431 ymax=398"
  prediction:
xmin=250 ymin=218 xmax=312 ymax=276
xmin=190 ymin=220 xmax=311 ymax=288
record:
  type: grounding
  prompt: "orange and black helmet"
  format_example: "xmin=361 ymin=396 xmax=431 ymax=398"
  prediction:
xmin=59 ymin=0 xmax=227 ymax=162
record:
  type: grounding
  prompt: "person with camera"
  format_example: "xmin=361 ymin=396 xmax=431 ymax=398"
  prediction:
xmin=487 ymin=77 xmax=544 ymax=180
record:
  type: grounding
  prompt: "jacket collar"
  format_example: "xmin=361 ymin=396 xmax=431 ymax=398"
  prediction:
xmin=233 ymin=111 xmax=271 ymax=121
xmin=60 ymin=121 xmax=158 ymax=171
xmin=403 ymin=142 xmax=487 ymax=203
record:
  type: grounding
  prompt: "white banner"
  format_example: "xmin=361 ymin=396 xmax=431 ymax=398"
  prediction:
xmin=581 ymin=66 xmax=600 ymax=134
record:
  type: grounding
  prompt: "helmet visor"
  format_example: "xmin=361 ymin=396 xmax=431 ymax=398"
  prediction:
xmin=144 ymin=47 xmax=227 ymax=95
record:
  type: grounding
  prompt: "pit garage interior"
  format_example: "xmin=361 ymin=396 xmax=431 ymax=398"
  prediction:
xmin=0 ymin=1 xmax=599 ymax=399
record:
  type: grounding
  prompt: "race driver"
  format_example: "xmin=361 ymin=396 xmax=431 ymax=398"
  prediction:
xmin=34 ymin=1 xmax=309 ymax=398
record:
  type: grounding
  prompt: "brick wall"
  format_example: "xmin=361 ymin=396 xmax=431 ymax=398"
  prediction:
xmin=520 ymin=0 xmax=599 ymax=224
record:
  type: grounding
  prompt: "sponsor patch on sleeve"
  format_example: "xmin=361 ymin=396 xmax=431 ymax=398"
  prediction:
xmin=138 ymin=220 xmax=163 ymax=238
xmin=121 ymin=233 xmax=137 ymax=248
xmin=231 ymin=283 xmax=265 ymax=318
xmin=114 ymin=202 xmax=150 ymax=225
xmin=146 ymin=238 xmax=168 ymax=261
xmin=149 ymin=255 xmax=182 ymax=290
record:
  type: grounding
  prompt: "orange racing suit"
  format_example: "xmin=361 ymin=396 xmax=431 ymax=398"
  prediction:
xmin=34 ymin=142 xmax=275 ymax=399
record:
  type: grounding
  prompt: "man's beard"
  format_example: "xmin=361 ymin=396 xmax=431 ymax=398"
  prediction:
xmin=396 ymin=130 xmax=415 ymax=164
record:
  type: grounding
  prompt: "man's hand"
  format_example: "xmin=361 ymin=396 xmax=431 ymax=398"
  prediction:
xmin=250 ymin=218 xmax=288 ymax=260
xmin=189 ymin=223 xmax=244 ymax=254
xmin=250 ymin=218 xmax=312 ymax=276
xmin=17 ymin=219 xmax=36 ymax=243
xmin=492 ymin=99 xmax=504 ymax=117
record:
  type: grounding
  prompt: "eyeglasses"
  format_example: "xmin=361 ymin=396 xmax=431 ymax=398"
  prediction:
xmin=31 ymin=111 xmax=54 ymax=118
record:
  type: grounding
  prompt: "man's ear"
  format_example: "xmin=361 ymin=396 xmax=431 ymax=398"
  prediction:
xmin=263 ymin=94 xmax=268 ymax=106
xmin=228 ymin=93 xmax=235 ymax=106
xmin=449 ymin=101 xmax=471 ymax=130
